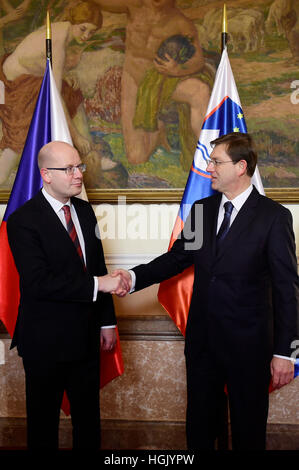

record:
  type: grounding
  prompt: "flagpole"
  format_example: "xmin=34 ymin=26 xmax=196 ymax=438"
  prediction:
xmin=221 ymin=3 xmax=227 ymax=52
xmin=46 ymin=10 xmax=52 ymax=68
xmin=219 ymin=3 xmax=229 ymax=451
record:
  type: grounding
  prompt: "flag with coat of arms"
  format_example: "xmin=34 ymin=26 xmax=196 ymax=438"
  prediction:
xmin=157 ymin=46 xmax=299 ymax=378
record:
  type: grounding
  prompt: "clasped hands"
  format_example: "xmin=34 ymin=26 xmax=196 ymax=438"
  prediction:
xmin=98 ymin=269 xmax=132 ymax=297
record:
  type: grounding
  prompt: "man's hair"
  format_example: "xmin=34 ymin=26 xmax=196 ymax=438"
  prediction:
xmin=210 ymin=132 xmax=257 ymax=177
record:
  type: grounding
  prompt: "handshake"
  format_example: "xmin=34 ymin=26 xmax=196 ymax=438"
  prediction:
xmin=98 ymin=269 xmax=132 ymax=297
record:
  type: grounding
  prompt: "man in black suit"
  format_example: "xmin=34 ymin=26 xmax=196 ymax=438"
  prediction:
xmin=7 ymin=141 xmax=128 ymax=450
xmin=114 ymin=133 xmax=299 ymax=450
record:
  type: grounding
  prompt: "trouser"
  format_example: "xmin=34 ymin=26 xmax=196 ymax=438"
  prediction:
xmin=185 ymin=352 xmax=270 ymax=450
xmin=23 ymin=355 xmax=101 ymax=450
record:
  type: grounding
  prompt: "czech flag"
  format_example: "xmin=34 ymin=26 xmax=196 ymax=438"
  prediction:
xmin=0 ymin=59 xmax=124 ymax=415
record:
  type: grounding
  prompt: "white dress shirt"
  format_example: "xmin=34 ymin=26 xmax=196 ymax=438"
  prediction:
xmin=217 ymin=184 xmax=253 ymax=233
xmin=42 ymin=188 xmax=115 ymax=329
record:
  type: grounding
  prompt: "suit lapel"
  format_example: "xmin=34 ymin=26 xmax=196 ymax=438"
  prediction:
xmin=210 ymin=194 xmax=221 ymax=257
xmin=36 ymin=191 xmax=88 ymax=267
xmin=211 ymin=193 xmax=222 ymax=257
xmin=71 ymin=197 xmax=92 ymax=269
xmin=37 ymin=191 xmax=69 ymax=241
xmin=215 ymin=186 xmax=261 ymax=260
xmin=197 ymin=193 xmax=221 ymax=258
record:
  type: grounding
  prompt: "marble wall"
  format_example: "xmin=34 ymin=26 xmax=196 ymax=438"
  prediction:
xmin=0 ymin=334 xmax=187 ymax=422
xmin=0 ymin=313 xmax=299 ymax=449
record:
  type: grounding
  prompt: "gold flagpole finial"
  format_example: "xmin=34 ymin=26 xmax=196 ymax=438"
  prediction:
xmin=222 ymin=4 xmax=227 ymax=34
xmin=46 ymin=10 xmax=52 ymax=67
xmin=46 ymin=10 xmax=51 ymax=40
xmin=221 ymin=4 xmax=227 ymax=52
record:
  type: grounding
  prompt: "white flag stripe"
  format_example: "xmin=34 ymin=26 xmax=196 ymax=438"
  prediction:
xmin=48 ymin=62 xmax=88 ymax=200
xmin=48 ymin=64 xmax=72 ymax=144
xmin=204 ymin=48 xmax=241 ymax=118
xmin=252 ymin=166 xmax=264 ymax=195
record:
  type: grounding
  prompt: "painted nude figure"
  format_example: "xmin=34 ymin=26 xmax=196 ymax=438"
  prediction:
xmin=0 ymin=0 xmax=31 ymax=55
xmin=0 ymin=1 xmax=107 ymax=186
xmin=93 ymin=0 xmax=213 ymax=168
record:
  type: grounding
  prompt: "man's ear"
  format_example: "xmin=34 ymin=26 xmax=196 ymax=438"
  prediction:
xmin=237 ymin=159 xmax=248 ymax=176
xmin=40 ymin=168 xmax=51 ymax=184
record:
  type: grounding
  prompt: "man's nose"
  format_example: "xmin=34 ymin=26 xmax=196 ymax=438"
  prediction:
xmin=206 ymin=161 xmax=214 ymax=172
xmin=74 ymin=167 xmax=83 ymax=176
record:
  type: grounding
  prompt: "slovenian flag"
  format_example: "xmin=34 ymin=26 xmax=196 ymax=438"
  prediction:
xmin=158 ymin=47 xmax=299 ymax=378
xmin=0 ymin=60 xmax=124 ymax=414
xmin=158 ymin=47 xmax=264 ymax=336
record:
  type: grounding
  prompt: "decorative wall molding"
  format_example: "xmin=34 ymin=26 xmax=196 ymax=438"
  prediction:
xmin=0 ymin=314 xmax=182 ymax=340
xmin=117 ymin=315 xmax=182 ymax=341
xmin=104 ymin=253 xmax=157 ymax=269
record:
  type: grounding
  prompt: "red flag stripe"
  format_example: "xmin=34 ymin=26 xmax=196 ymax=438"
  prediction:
xmin=0 ymin=222 xmax=20 ymax=337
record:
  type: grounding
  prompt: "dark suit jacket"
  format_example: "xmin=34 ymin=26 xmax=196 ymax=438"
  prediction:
xmin=132 ymin=187 xmax=299 ymax=366
xmin=7 ymin=190 xmax=116 ymax=362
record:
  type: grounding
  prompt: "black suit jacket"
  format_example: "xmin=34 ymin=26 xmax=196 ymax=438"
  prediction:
xmin=133 ymin=187 xmax=299 ymax=365
xmin=7 ymin=190 xmax=116 ymax=362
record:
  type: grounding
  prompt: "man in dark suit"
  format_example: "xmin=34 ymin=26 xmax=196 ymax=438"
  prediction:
xmin=114 ymin=132 xmax=299 ymax=450
xmin=7 ymin=141 xmax=127 ymax=450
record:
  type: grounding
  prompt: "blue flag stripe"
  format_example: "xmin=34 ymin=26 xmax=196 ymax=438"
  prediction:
xmin=3 ymin=61 xmax=51 ymax=221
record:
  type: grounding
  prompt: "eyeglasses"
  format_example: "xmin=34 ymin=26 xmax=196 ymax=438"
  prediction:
xmin=46 ymin=164 xmax=86 ymax=175
xmin=206 ymin=159 xmax=235 ymax=168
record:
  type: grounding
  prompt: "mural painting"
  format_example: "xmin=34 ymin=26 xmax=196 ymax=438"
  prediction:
xmin=0 ymin=0 xmax=298 ymax=193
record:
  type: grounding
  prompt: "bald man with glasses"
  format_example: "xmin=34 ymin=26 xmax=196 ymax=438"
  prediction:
xmin=7 ymin=141 xmax=128 ymax=449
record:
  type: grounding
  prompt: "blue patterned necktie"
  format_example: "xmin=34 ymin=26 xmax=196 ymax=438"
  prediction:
xmin=217 ymin=201 xmax=234 ymax=246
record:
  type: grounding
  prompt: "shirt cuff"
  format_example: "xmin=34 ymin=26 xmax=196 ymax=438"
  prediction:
xmin=93 ymin=277 xmax=98 ymax=301
xmin=273 ymin=354 xmax=296 ymax=364
xmin=128 ymin=269 xmax=136 ymax=293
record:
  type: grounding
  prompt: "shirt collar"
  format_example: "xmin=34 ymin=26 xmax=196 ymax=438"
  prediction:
xmin=220 ymin=184 xmax=253 ymax=212
xmin=42 ymin=187 xmax=71 ymax=214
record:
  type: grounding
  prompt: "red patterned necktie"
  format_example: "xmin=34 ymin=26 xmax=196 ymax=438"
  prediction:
xmin=62 ymin=205 xmax=85 ymax=268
